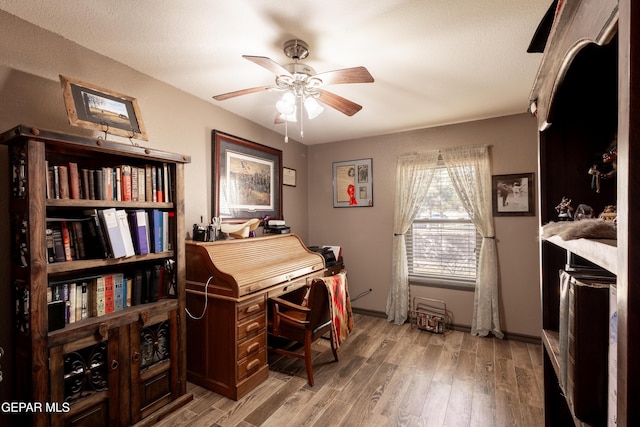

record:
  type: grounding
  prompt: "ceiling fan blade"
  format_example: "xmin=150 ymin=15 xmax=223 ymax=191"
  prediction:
xmin=243 ymin=55 xmax=293 ymax=77
xmin=313 ymin=66 xmax=374 ymax=86
xmin=317 ymin=90 xmax=363 ymax=116
xmin=274 ymin=112 xmax=285 ymax=124
xmin=212 ymin=86 xmax=271 ymax=101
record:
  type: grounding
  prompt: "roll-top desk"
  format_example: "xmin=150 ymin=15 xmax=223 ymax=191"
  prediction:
xmin=185 ymin=234 xmax=326 ymax=399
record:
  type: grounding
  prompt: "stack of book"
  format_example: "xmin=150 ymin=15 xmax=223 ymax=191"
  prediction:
xmin=46 ymin=208 xmax=173 ymax=262
xmin=45 ymin=161 xmax=172 ymax=203
xmin=47 ymin=260 xmax=175 ymax=330
xmin=263 ymin=219 xmax=290 ymax=234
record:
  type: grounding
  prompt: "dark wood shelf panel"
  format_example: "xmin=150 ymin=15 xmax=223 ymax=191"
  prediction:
xmin=46 ymin=199 xmax=174 ymax=209
xmin=47 ymin=299 xmax=178 ymax=347
xmin=47 ymin=251 xmax=175 ymax=274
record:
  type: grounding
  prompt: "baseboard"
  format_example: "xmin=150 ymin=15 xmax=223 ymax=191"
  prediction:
xmin=351 ymin=307 xmax=541 ymax=344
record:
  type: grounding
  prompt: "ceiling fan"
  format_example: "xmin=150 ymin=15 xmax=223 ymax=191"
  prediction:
xmin=212 ymin=39 xmax=374 ymax=120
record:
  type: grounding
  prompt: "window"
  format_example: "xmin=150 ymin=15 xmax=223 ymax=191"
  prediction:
xmin=406 ymin=167 xmax=480 ymax=286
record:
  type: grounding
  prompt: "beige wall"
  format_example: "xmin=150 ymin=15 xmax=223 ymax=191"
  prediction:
xmin=0 ymin=13 xmax=542 ymax=410
xmin=308 ymin=114 xmax=541 ymax=337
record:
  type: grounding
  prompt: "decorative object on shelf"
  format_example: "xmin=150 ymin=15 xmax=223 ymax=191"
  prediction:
xmin=220 ymin=218 xmax=260 ymax=238
xmin=60 ymin=75 xmax=148 ymax=140
xmin=541 ymin=219 xmax=617 ymax=241
xmin=575 ymin=204 xmax=595 ymax=220
xmin=333 ymin=158 xmax=373 ymax=207
xmin=555 ymin=196 xmax=574 ymax=221
xmin=599 ymin=204 xmax=617 ymax=222
xmin=212 ymin=130 xmax=282 ymax=220
xmin=283 ymin=167 xmax=297 ymax=187
xmin=491 ymin=173 xmax=535 ymax=216
xmin=588 ymin=141 xmax=617 ymax=192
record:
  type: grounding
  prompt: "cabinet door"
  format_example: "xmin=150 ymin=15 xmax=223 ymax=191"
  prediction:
xmin=129 ymin=309 xmax=178 ymax=424
xmin=49 ymin=328 xmax=120 ymax=427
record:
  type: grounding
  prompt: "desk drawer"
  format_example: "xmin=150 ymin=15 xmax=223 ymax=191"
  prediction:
xmin=238 ymin=349 xmax=266 ymax=381
xmin=237 ymin=315 xmax=265 ymax=341
xmin=238 ymin=297 xmax=265 ymax=321
xmin=238 ymin=333 xmax=265 ymax=360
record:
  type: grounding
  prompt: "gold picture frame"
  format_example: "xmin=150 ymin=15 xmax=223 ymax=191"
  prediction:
xmin=60 ymin=75 xmax=148 ymax=140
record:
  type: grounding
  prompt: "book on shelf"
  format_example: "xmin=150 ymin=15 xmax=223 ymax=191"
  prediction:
xmin=98 ymin=208 xmax=127 ymax=258
xmin=129 ymin=209 xmax=150 ymax=255
xmin=95 ymin=169 xmax=104 ymax=200
xmin=133 ymin=270 xmax=143 ymax=306
xmin=68 ymin=283 xmax=76 ymax=324
xmin=84 ymin=209 xmax=111 ymax=259
xmin=122 ymin=276 xmax=131 ymax=308
xmin=94 ymin=276 xmax=106 ymax=317
xmin=58 ymin=165 xmax=70 ymax=199
xmin=138 ymin=167 xmax=146 ymax=202
xmin=131 ymin=166 xmax=138 ymax=201
xmin=115 ymin=209 xmax=136 ymax=257
xmin=115 ymin=166 xmax=122 ymax=201
xmin=104 ymin=274 xmax=114 ymax=314
xmin=151 ymin=166 xmax=157 ymax=202
xmin=113 ymin=273 xmax=124 ymax=312
xmin=163 ymin=163 xmax=170 ymax=203
xmin=46 ymin=227 xmax=56 ymax=263
xmin=145 ymin=165 xmax=153 ymax=202
xmin=149 ymin=209 xmax=164 ymax=253
xmin=45 ymin=160 xmax=52 ymax=199
xmin=60 ymin=221 xmax=73 ymax=262
xmin=69 ymin=162 xmax=80 ymax=199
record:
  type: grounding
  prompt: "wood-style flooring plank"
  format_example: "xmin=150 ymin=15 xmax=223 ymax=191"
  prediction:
xmin=168 ymin=315 xmax=542 ymax=427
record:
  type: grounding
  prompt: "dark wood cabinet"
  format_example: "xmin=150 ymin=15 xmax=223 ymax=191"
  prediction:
xmin=1 ymin=125 xmax=192 ymax=426
xmin=530 ymin=1 xmax=640 ymax=425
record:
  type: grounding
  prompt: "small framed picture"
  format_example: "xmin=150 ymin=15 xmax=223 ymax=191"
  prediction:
xmin=333 ymin=158 xmax=373 ymax=207
xmin=60 ymin=75 xmax=148 ymax=140
xmin=492 ymin=173 xmax=535 ymax=216
xmin=283 ymin=167 xmax=297 ymax=187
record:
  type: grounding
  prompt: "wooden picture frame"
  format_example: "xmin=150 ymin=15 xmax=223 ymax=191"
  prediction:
xmin=212 ymin=130 xmax=282 ymax=220
xmin=333 ymin=158 xmax=373 ymax=207
xmin=60 ymin=75 xmax=148 ymax=140
xmin=492 ymin=173 xmax=535 ymax=216
xmin=283 ymin=167 xmax=297 ymax=187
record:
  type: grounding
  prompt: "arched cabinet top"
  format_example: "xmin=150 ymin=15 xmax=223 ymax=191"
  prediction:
xmin=529 ymin=0 xmax=618 ymax=131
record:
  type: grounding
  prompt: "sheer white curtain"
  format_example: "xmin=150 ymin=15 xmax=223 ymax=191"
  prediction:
xmin=441 ymin=145 xmax=503 ymax=338
xmin=386 ymin=151 xmax=439 ymax=324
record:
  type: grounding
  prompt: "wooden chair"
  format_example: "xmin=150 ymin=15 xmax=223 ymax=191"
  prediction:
xmin=267 ymin=279 xmax=338 ymax=386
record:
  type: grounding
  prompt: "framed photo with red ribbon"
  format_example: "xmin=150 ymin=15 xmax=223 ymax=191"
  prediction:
xmin=333 ymin=158 xmax=373 ymax=208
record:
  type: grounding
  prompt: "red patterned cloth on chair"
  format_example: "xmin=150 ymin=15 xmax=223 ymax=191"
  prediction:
xmin=321 ymin=271 xmax=353 ymax=349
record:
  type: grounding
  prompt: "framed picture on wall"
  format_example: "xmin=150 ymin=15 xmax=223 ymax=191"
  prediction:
xmin=283 ymin=167 xmax=297 ymax=187
xmin=333 ymin=158 xmax=373 ymax=207
xmin=59 ymin=75 xmax=148 ymax=140
xmin=211 ymin=130 xmax=282 ymax=220
xmin=492 ymin=173 xmax=535 ymax=216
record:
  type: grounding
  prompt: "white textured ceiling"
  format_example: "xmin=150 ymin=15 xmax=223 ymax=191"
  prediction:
xmin=0 ymin=0 xmax=549 ymax=144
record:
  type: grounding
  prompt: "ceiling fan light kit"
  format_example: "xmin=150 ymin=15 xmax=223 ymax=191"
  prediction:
xmin=213 ymin=39 xmax=374 ymax=142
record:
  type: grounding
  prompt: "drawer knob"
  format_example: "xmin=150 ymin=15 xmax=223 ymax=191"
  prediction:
xmin=111 ymin=360 xmax=119 ymax=370
xmin=246 ymin=322 xmax=260 ymax=333
xmin=247 ymin=342 xmax=260 ymax=355
xmin=132 ymin=352 xmax=141 ymax=363
xmin=246 ymin=359 xmax=261 ymax=372
xmin=246 ymin=304 xmax=261 ymax=314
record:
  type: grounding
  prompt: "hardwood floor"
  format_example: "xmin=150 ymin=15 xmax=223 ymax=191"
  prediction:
xmin=158 ymin=314 xmax=543 ymax=427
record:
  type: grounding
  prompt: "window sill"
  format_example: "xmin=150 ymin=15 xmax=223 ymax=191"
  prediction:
xmin=408 ymin=275 xmax=475 ymax=292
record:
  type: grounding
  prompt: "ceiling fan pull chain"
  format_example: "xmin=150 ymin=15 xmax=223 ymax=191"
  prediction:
xmin=284 ymin=119 xmax=289 ymax=143
xmin=300 ymin=95 xmax=304 ymax=138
